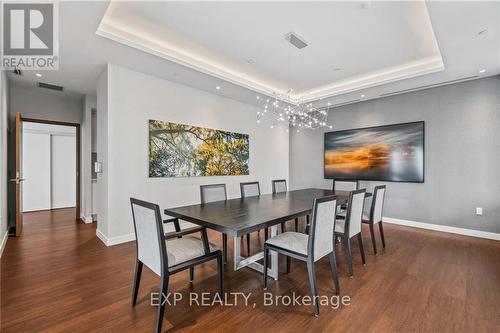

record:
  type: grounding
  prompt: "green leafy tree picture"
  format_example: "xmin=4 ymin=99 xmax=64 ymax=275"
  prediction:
xmin=149 ymin=120 xmax=250 ymax=177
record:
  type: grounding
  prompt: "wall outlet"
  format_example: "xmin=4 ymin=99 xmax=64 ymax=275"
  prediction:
xmin=476 ymin=207 xmax=483 ymax=216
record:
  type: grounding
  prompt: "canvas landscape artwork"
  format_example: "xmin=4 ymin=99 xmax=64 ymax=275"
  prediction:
xmin=324 ymin=121 xmax=424 ymax=182
xmin=149 ymin=120 xmax=249 ymax=177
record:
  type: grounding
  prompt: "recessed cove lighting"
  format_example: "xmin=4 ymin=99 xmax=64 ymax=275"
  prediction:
xmin=216 ymin=86 xmax=221 ymax=90
xmin=478 ymin=69 xmax=486 ymax=74
xmin=35 ymin=73 xmax=42 ymax=78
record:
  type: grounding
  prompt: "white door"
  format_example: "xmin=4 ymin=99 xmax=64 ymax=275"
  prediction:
xmin=22 ymin=132 xmax=51 ymax=212
xmin=51 ymin=135 xmax=76 ymax=209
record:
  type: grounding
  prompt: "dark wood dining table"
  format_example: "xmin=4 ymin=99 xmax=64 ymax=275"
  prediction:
xmin=165 ymin=188 xmax=371 ymax=279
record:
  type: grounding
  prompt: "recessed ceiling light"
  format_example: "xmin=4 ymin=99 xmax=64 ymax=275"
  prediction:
xmin=35 ymin=73 xmax=42 ymax=77
xmin=361 ymin=94 xmax=365 ymax=98
xmin=479 ymin=69 xmax=486 ymax=74
xmin=359 ymin=1 xmax=372 ymax=9
xmin=478 ymin=29 xmax=488 ymax=36
xmin=216 ymin=86 xmax=221 ymax=90
xmin=327 ymin=102 xmax=331 ymax=106
xmin=256 ymin=96 xmax=260 ymax=100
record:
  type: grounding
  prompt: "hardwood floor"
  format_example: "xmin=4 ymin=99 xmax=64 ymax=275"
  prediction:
xmin=1 ymin=208 xmax=499 ymax=332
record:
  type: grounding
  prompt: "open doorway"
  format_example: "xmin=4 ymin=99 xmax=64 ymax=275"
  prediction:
xmin=19 ymin=118 xmax=80 ymax=227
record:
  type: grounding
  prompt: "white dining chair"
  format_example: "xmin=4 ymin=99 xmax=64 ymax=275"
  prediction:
xmin=263 ymin=195 xmax=340 ymax=316
xmin=362 ymin=185 xmax=387 ymax=254
xmin=130 ymin=198 xmax=223 ymax=333
xmin=200 ymin=183 xmax=228 ymax=263
xmin=334 ymin=189 xmax=366 ymax=276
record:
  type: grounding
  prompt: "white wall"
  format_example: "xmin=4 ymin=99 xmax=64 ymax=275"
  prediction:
xmin=290 ymin=76 xmax=500 ymax=234
xmin=10 ymin=84 xmax=83 ymax=123
xmin=22 ymin=132 xmax=51 ymax=211
xmin=96 ymin=64 xmax=289 ymax=243
xmin=96 ymin=69 xmax=109 ymax=239
xmin=0 ymin=71 xmax=9 ymax=254
xmin=80 ymin=95 xmax=97 ymax=222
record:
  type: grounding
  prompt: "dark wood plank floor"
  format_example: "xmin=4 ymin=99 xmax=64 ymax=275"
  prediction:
xmin=1 ymin=208 xmax=499 ymax=332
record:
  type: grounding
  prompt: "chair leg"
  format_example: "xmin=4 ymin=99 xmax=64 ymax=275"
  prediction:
xmin=328 ymin=252 xmax=340 ymax=295
xmin=156 ymin=274 xmax=169 ymax=333
xmin=281 ymin=222 xmax=285 ymax=233
xmin=263 ymin=246 xmax=269 ymax=289
xmin=189 ymin=267 xmax=194 ymax=282
xmin=369 ymin=223 xmax=377 ymax=255
xmin=131 ymin=260 xmax=143 ymax=306
xmin=357 ymin=233 xmax=366 ymax=265
xmin=379 ymin=222 xmax=386 ymax=248
xmin=306 ymin=259 xmax=319 ymax=316
xmin=264 ymin=228 xmax=268 ymax=241
xmin=246 ymin=234 xmax=251 ymax=256
xmin=295 ymin=218 xmax=298 ymax=232
xmin=344 ymin=236 xmax=354 ymax=277
xmin=217 ymin=253 xmax=224 ymax=297
xmin=286 ymin=256 xmax=291 ymax=274
xmin=222 ymin=234 xmax=228 ymax=264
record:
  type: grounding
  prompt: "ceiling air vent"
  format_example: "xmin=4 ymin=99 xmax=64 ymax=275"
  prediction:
xmin=285 ymin=32 xmax=308 ymax=49
xmin=330 ymin=98 xmax=361 ymax=108
xmin=38 ymin=82 xmax=64 ymax=92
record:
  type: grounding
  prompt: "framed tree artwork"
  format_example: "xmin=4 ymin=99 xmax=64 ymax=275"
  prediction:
xmin=149 ymin=119 xmax=249 ymax=177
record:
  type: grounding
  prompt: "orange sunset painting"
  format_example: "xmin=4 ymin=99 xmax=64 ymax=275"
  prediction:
xmin=324 ymin=122 xmax=424 ymax=182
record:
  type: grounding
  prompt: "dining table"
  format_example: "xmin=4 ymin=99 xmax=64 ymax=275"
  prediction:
xmin=164 ymin=188 xmax=371 ymax=280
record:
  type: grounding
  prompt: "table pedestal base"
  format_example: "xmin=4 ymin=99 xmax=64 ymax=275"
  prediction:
xmin=233 ymin=225 xmax=278 ymax=280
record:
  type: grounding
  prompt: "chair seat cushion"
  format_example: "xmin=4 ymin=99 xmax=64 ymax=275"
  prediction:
xmin=335 ymin=219 xmax=345 ymax=234
xmin=336 ymin=210 xmax=346 ymax=219
xmin=166 ymin=236 xmax=218 ymax=266
xmin=265 ymin=232 xmax=308 ymax=256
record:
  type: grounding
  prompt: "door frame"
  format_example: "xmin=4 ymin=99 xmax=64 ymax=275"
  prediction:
xmin=21 ymin=117 xmax=81 ymax=221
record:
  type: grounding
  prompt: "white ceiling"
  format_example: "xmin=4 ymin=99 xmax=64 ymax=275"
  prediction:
xmin=7 ymin=1 xmax=500 ymax=110
xmin=98 ymin=1 xmax=443 ymax=101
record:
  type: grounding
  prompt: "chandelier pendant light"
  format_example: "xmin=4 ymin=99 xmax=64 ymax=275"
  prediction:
xmin=256 ymin=32 xmax=332 ymax=131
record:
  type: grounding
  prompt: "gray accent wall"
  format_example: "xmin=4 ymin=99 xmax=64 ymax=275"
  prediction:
xmin=290 ymin=76 xmax=500 ymax=233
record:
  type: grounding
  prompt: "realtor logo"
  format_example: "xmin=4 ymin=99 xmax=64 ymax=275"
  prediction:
xmin=1 ymin=2 xmax=59 ymax=70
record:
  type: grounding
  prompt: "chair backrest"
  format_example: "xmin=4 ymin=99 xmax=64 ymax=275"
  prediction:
xmin=200 ymin=184 xmax=227 ymax=204
xmin=345 ymin=189 xmax=366 ymax=238
xmin=240 ymin=181 xmax=260 ymax=197
xmin=370 ymin=185 xmax=386 ymax=223
xmin=333 ymin=180 xmax=359 ymax=192
xmin=272 ymin=179 xmax=287 ymax=194
xmin=130 ymin=198 xmax=166 ymax=276
xmin=308 ymin=196 xmax=337 ymax=262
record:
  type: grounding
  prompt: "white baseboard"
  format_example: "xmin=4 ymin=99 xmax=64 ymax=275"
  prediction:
xmin=80 ymin=214 xmax=93 ymax=224
xmin=383 ymin=217 xmax=500 ymax=241
xmin=0 ymin=231 xmax=8 ymax=258
xmin=96 ymin=229 xmax=135 ymax=246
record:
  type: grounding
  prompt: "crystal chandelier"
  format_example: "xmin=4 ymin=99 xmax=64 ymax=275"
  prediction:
xmin=256 ymin=89 xmax=332 ymax=131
